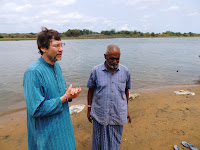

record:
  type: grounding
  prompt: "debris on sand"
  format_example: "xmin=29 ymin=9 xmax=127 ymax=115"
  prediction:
xmin=129 ymin=93 xmax=140 ymax=100
xmin=174 ymin=90 xmax=195 ymax=96
xmin=69 ymin=104 xmax=85 ymax=115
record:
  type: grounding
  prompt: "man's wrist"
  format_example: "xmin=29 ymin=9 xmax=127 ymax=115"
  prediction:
xmin=64 ymin=94 xmax=68 ymax=101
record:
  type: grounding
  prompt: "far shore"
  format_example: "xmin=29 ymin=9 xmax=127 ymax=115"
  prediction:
xmin=1 ymin=36 xmax=200 ymax=41
xmin=0 ymin=85 xmax=200 ymax=150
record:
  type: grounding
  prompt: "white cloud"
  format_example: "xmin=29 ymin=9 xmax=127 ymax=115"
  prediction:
xmin=165 ymin=24 xmax=171 ymax=28
xmin=186 ymin=11 xmax=200 ymax=17
xmin=121 ymin=24 xmax=129 ymax=30
xmin=42 ymin=10 xmax=60 ymax=16
xmin=0 ymin=0 xmax=200 ymax=33
xmin=168 ymin=6 xmax=180 ymax=11
xmin=142 ymin=23 xmax=152 ymax=31
xmin=139 ymin=15 xmax=152 ymax=23
xmin=118 ymin=24 xmax=137 ymax=31
xmin=1 ymin=0 xmax=76 ymax=14
xmin=15 ymin=4 xmax=32 ymax=12
xmin=162 ymin=6 xmax=181 ymax=12
xmin=137 ymin=6 xmax=148 ymax=10
xmin=41 ymin=19 xmax=52 ymax=24
xmin=112 ymin=0 xmax=161 ymax=5
xmin=29 ymin=0 xmax=76 ymax=7
xmin=62 ymin=12 xmax=83 ymax=19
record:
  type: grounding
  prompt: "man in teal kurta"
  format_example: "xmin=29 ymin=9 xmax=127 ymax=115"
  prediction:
xmin=23 ymin=27 xmax=81 ymax=150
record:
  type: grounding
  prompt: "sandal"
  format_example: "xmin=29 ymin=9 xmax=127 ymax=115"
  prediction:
xmin=174 ymin=145 xmax=185 ymax=150
xmin=181 ymin=141 xmax=198 ymax=150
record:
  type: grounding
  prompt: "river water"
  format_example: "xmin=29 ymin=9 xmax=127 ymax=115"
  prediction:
xmin=0 ymin=37 xmax=200 ymax=114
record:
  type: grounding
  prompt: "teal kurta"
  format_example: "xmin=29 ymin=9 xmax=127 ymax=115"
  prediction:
xmin=23 ymin=57 xmax=76 ymax=150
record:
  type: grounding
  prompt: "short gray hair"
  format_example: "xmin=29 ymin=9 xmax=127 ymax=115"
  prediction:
xmin=105 ymin=45 xmax=121 ymax=55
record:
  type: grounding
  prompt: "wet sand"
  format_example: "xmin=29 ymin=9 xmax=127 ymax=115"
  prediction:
xmin=0 ymin=86 xmax=200 ymax=150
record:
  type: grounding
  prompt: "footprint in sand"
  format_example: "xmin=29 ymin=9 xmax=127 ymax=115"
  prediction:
xmin=171 ymin=129 xmax=185 ymax=135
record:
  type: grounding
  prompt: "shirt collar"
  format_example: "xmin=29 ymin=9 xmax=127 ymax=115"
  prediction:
xmin=39 ymin=57 xmax=55 ymax=68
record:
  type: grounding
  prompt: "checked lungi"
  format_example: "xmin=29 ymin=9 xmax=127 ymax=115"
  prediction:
xmin=92 ymin=119 xmax=123 ymax=150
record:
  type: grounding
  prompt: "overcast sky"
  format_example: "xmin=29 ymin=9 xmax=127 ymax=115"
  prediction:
xmin=1 ymin=0 xmax=200 ymax=33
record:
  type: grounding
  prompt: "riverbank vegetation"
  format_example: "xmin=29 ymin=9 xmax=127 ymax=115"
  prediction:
xmin=0 ymin=29 xmax=199 ymax=41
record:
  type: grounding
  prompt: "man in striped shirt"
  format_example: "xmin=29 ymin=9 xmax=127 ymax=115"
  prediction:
xmin=87 ymin=45 xmax=131 ymax=150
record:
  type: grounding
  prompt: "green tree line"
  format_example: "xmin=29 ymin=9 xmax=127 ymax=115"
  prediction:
xmin=0 ymin=29 xmax=200 ymax=39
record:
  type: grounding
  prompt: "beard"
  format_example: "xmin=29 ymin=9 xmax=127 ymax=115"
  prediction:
xmin=47 ymin=55 xmax=61 ymax=62
xmin=106 ymin=60 xmax=119 ymax=69
xmin=47 ymin=54 xmax=62 ymax=62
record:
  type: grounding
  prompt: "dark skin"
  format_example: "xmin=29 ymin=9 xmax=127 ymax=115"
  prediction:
xmin=87 ymin=45 xmax=131 ymax=123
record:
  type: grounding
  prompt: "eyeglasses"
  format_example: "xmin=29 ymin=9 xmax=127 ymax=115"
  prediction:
xmin=50 ymin=43 xmax=65 ymax=48
xmin=109 ymin=57 xmax=120 ymax=61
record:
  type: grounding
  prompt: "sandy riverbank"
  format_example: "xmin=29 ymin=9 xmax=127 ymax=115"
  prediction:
xmin=0 ymin=86 xmax=200 ymax=150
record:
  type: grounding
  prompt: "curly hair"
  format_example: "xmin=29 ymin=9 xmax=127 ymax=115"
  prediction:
xmin=37 ymin=27 xmax=61 ymax=55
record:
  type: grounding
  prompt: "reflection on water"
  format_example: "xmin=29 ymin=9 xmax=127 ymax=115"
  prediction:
xmin=0 ymin=37 xmax=200 ymax=114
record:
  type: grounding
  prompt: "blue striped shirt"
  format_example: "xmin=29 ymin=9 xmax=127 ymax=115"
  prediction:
xmin=23 ymin=57 xmax=76 ymax=150
xmin=87 ymin=63 xmax=131 ymax=125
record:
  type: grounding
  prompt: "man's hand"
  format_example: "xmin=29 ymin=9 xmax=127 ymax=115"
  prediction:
xmin=127 ymin=113 xmax=131 ymax=124
xmin=87 ymin=108 xmax=92 ymax=123
xmin=88 ymin=116 xmax=93 ymax=123
xmin=65 ymin=84 xmax=81 ymax=100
